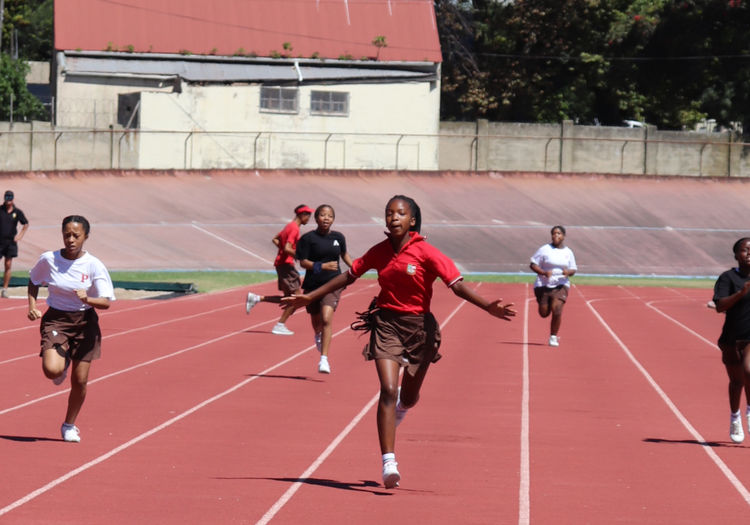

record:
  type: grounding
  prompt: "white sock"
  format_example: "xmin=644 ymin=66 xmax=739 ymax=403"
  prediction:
xmin=62 ymin=422 xmax=75 ymax=429
xmin=396 ymin=400 xmax=408 ymax=413
xmin=382 ymin=453 xmax=395 ymax=464
xmin=320 ymin=355 xmax=328 ymax=362
xmin=732 ymin=410 xmax=741 ymax=422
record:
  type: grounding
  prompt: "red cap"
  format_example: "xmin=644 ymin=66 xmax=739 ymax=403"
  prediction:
xmin=295 ymin=205 xmax=314 ymax=215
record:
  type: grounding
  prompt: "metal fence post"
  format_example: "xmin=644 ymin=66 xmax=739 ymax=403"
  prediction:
xmin=54 ymin=132 xmax=63 ymax=170
xmin=620 ymin=141 xmax=628 ymax=174
xmin=699 ymin=143 xmax=708 ymax=176
xmin=395 ymin=135 xmax=404 ymax=170
xmin=324 ymin=133 xmax=332 ymax=169
xmin=29 ymin=121 xmax=33 ymax=171
xmin=253 ymin=132 xmax=261 ymax=169
xmin=184 ymin=132 xmax=194 ymax=169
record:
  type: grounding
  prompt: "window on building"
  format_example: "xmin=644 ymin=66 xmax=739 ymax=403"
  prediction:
xmin=260 ymin=87 xmax=299 ymax=113
xmin=311 ymin=91 xmax=349 ymax=116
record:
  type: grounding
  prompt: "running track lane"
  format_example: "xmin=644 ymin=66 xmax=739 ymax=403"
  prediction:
xmin=0 ymin=280 xmax=381 ymax=522
xmin=0 ymin=282 xmax=295 ymax=411
xmin=255 ymin=283 xmax=528 ymax=524
xmin=5 ymin=283 xmax=750 ymax=523
xmin=524 ymin=284 xmax=750 ymax=523
xmin=0 ymin=283 xmax=522 ymax=524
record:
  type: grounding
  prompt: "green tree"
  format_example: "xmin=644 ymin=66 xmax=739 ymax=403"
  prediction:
xmin=0 ymin=54 xmax=45 ymax=120
xmin=1 ymin=0 xmax=31 ymax=56
xmin=18 ymin=0 xmax=53 ymax=61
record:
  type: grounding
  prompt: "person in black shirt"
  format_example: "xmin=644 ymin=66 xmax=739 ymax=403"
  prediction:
xmin=296 ymin=204 xmax=353 ymax=374
xmin=714 ymin=237 xmax=750 ymax=444
xmin=0 ymin=190 xmax=29 ymax=298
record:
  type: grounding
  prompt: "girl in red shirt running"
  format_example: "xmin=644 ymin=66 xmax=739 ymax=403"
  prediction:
xmin=285 ymin=195 xmax=515 ymax=489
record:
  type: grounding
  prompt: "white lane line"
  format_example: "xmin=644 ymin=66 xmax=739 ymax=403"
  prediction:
xmin=0 ymin=324 xmax=354 ymax=517
xmin=645 ymin=301 xmax=716 ymax=348
xmin=0 ymin=283 xmax=376 ymax=413
xmin=519 ymin=286 xmax=530 ymax=525
xmin=584 ymin=295 xmax=750 ymax=506
xmin=0 ymin=303 xmax=239 ymax=366
xmin=256 ymin=288 xmax=476 ymax=525
xmin=255 ymin=392 xmax=380 ymax=525
xmin=192 ymin=224 xmax=273 ymax=265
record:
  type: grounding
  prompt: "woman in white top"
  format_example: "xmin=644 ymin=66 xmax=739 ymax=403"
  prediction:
xmin=28 ymin=215 xmax=115 ymax=443
xmin=530 ymin=226 xmax=577 ymax=347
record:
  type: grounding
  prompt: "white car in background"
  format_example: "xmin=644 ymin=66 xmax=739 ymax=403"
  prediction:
xmin=622 ymin=119 xmax=646 ymax=128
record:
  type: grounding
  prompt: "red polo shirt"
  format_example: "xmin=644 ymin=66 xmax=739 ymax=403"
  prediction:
xmin=350 ymin=232 xmax=463 ymax=315
xmin=274 ymin=221 xmax=300 ymax=267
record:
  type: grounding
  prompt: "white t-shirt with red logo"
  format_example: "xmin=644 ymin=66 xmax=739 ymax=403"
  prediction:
xmin=29 ymin=250 xmax=116 ymax=312
xmin=530 ymin=244 xmax=577 ymax=289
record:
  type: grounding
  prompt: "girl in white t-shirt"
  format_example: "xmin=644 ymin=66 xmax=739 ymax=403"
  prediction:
xmin=530 ymin=226 xmax=577 ymax=347
xmin=28 ymin=215 xmax=115 ymax=443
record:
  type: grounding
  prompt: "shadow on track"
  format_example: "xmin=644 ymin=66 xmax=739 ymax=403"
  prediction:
xmin=246 ymin=374 xmax=324 ymax=382
xmin=0 ymin=434 xmax=63 ymax=443
xmin=214 ymin=476 xmax=398 ymax=495
xmin=644 ymin=437 xmax=740 ymax=448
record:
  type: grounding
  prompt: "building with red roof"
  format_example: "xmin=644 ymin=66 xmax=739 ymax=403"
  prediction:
xmin=52 ymin=0 xmax=443 ymax=169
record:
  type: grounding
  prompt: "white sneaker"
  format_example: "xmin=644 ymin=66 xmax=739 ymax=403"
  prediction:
xmin=61 ymin=424 xmax=81 ymax=443
xmin=707 ymin=300 xmax=716 ymax=309
xmin=318 ymin=357 xmax=331 ymax=374
xmin=395 ymin=387 xmax=408 ymax=427
xmin=271 ymin=323 xmax=294 ymax=336
xmin=549 ymin=335 xmax=559 ymax=347
xmin=246 ymin=293 xmax=260 ymax=314
xmin=382 ymin=460 xmax=400 ymax=489
xmin=0 ymin=288 xmax=8 ymax=299
xmin=731 ymin=419 xmax=745 ymax=443
xmin=314 ymin=332 xmax=322 ymax=353
xmin=52 ymin=357 xmax=71 ymax=386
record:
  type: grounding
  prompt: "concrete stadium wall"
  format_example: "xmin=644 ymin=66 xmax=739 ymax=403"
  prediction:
xmin=0 ymin=122 xmax=140 ymax=171
xmin=0 ymin=169 xmax=747 ymax=277
xmin=439 ymin=119 xmax=750 ymax=177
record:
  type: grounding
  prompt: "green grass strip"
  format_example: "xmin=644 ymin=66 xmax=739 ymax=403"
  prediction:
xmin=8 ymin=270 xmax=716 ymax=293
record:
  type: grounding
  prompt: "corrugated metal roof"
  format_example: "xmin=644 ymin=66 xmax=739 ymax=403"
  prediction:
xmin=54 ymin=0 xmax=442 ymax=63
xmin=63 ymin=56 xmax=436 ymax=82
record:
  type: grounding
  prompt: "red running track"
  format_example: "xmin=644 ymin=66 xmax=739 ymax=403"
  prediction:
xmin=0 ymin=281 xmax=748 ymax=523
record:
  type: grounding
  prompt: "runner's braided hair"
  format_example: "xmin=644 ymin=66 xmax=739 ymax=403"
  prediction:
xmin=350 ymin=296 xmax=379 ymax=334
xmin=62 ymin=215 xmax=90 ymax=235
xmin=387 ymin=195 xmax=422 ymax=234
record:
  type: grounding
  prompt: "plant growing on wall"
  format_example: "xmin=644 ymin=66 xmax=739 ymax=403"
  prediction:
xmin=282 ymin=41 xmax=293 ymax=58
xmin=372 ymin=35 xmax=387 ymax=60
xmin=270 ymin=50 xmax=282 ymax=58
xmin=0 ymin=54 xmax=44 ymax=120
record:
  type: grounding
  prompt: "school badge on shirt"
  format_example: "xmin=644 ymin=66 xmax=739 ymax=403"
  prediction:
xmin=333 ymin=240 xmax=340 ymax=246
xmin=406 ymin=264 xmax=417 ymax=275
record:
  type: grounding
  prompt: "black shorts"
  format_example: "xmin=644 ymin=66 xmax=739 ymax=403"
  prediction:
xmin=719 ymin=341 xmax=750 ymax=367
xmin=534 ymin=285 xmax=569 ymax=304
xmin=0 ymin=242 xmax=18 ymax=259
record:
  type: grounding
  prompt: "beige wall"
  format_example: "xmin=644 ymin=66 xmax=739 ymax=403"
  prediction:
xmin=55 ymin=73 xmax=174 ymax=129
xmin=137 ymin=81 xmax=441 ymax=170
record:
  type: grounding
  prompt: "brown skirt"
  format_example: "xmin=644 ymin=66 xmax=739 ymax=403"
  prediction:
xmin=276 ymin=264 xmax=301 ymax=296
xmin=362 ymin=308 xmax=442 ymax=377
xmin=39 ymin=307 xmax=102 ymax=362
